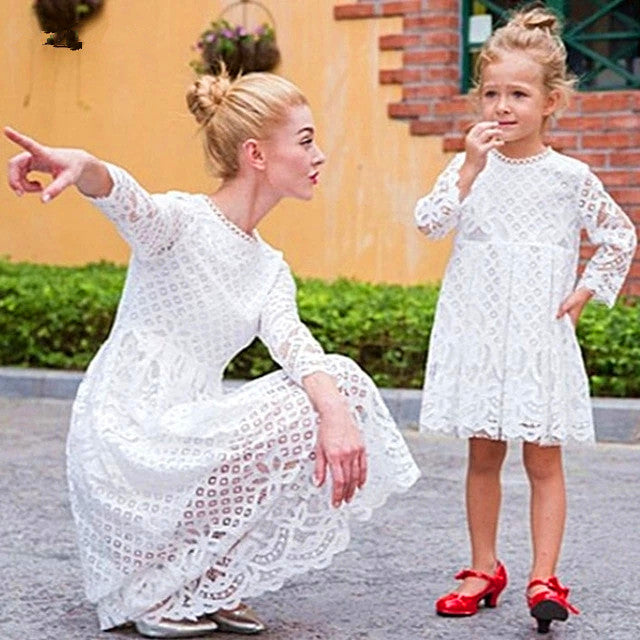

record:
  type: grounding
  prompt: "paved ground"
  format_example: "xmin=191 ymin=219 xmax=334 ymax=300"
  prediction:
xmin=1 ymin=396 xmax=639 ymax=640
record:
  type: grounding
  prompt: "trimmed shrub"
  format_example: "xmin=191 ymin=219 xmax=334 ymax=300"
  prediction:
xmin=0 ymin=258 xmax=638 ymax=396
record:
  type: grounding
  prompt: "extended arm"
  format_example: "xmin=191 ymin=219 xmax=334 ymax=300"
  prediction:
xmin=258 ymin=264 xmax=366 ymax=506
xmin=5 ymin=126 xmax=112 ymax=200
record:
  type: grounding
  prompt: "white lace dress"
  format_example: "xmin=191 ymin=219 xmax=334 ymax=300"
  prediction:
xmin=414 ymin=148 xmax=637 ymax=444
xmin=66 ymin=164 xmax=420 ymax=630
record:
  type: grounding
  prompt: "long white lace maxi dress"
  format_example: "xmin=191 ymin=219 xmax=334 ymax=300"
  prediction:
xmin=66 ymin=164 xmax=421 ymax=630
xmin=414 ymin=148 xmax=637 ymax=445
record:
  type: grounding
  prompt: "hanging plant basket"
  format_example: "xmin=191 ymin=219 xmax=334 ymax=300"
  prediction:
xmin=34 ymin=0 xmax=104 ymax=50
xmin=191 ymin=0 xmax=280 ymax=77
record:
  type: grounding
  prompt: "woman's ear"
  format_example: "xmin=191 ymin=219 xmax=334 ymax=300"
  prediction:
xmin=241 ymin=138 xmax=266 ymax=171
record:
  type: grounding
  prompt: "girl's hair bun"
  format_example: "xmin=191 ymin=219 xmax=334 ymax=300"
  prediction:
xmin=186 ymin=72 xmax=232 ymax=125
xmin=512 ymin=7 xmax=561 ymax=36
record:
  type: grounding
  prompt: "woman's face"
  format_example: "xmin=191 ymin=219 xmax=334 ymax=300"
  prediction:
xmin=261 ymin=104 xmax=326 ymax=201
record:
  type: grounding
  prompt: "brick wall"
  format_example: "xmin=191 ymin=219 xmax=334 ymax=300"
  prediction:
xmin=335 ymin=0 xmax=640 ymax=297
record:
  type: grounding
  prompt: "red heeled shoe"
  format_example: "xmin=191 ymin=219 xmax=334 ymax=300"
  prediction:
xmin=527 ymin=576 xmax=579 ymax=634
xmin=436 ymin=561 xmax=508 ymax=617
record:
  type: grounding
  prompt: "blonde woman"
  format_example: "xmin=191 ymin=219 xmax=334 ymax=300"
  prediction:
xmin=5 ymin=71 xmax=419 ymax=638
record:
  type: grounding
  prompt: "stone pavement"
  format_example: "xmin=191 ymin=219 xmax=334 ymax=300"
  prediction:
xmin=1 ymin=395 xmax=639 ymax=640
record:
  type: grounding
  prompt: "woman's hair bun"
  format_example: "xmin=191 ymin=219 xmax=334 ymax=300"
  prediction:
xmin=186 ymin=73 xmax=232 ymax=125
xmin=512 ymin=7 xmax=561 ymax=36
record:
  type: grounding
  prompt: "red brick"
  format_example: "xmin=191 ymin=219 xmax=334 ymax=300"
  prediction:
xmin=382 ymin=1 xmax=421 ymax=16
xmin=404 ymin=15 xmax=458 ymax=30
xmin=442 ymin=135 xmax=465 ymax=152
xmin=455 ymin=117 xmax=476 ymax=133
xmin=580 ymin=92 xmax=632 ymax=113
xmin=410 ymin=120 xmax=453 ymax=135
xmin=379 ymin=34 xmax=420 ymax=50
xmin=422 ymin=31 xmax=459 ymax=47
xmin=583 ymin=132 xmax=640 ymax=149
xmin=421 ymin=66 xmax=460 ymax=82
xmin=610 ymin=151 xmax=640 ymax=167
xmin=622 ymin=280 xmax=640 ymax=297
xmin=566 ymin=151 xmax=608 ymax=169
xmin=404 ymin=49 xmax=458 ymax=64
xmin=403 ymin=83 xmax=458 ymax=99
xmin=334 ymin=4 xmax=376 ymax=19
xmin=556 ymin=116 xmax=606 ymax=131
xmin=434 ymin=97 xmax=472 ymax=115
xmin=426 ymin=0 xmax=458 ymax=10
xmin=626 ymin=262 xmax=640 ymax=278
xmin=609 ymin=188 xmax=640 ymax=205
xmin=597 ymin=170 xmax=636 ymax=187
xmin=605 ymin=115 xmax=640 ymax=130
xmin=388 ymin=102 xmax=431 ymax=118
xmin=546 ymin=134 xmax=579 ymax=150
xmin=379 ymin=68 xmax=421 ymax=85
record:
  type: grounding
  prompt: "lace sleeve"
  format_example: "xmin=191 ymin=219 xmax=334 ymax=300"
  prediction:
xmin=576 ymin=170 xmax=638 ymax=307
xmin=414 ymin=153 xmax=466 ymax=239
xmin=258 ymin=263 xmax=330 ymax=385
xmin=87 ymin=163 xmax=187 ymax=259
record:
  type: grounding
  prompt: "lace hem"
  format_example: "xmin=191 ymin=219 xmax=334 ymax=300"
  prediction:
xmin=419 ymin=421 xmax=595 ymax=446
xmin=70 ymin=355 xmax=419 ymax=630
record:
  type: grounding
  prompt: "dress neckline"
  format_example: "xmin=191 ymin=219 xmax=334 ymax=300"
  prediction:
xmin=203 ymin=195 xmax=258 ymax=244
xmin=491 ymin=146 xmax=552 ymax=166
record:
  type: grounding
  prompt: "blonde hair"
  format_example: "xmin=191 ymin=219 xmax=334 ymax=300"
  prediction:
xmin=471 ymin=5 xmax=576 ymax=111
xmin=186 ymin=70 xmax=308 ymax=179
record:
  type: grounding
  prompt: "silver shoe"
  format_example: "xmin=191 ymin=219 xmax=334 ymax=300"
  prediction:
xmin=134 ymin=617 xmax=218 ymax=638
xmin=210 ymin=604 xmax=266 ymax=634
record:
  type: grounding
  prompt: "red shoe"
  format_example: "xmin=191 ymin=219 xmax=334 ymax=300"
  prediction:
xmin=527 ymin=576 xmax=579 ymax=634
xmin=436 ymin=561 xmax=508 ymax=617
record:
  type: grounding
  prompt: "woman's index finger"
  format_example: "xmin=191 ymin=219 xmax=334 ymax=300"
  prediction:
xmin=3 ymin=127 xmax=45 ymax=155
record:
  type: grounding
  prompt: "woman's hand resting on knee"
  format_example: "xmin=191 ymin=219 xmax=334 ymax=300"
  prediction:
xmin=303 ymin=372 xmax=367 ymax=508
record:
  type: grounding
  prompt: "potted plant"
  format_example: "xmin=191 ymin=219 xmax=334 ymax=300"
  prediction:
xmin=191 ymin=18 xmax=280 ymax=78
xmin=34 ymin=0 xmax=103 ymax=50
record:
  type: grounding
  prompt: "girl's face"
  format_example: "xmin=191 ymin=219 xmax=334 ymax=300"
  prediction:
xmin=480 ymin=51 xmax=559 ymax=157
xmin=261 ymin=104 xmax=326 ymax=201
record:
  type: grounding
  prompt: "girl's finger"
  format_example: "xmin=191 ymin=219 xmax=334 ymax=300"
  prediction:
xmin=4 ymin=127 xmax=46 ymax=157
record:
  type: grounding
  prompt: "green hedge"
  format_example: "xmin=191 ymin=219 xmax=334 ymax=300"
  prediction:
xmin=0 ymin=258 xmax=638 ymax=396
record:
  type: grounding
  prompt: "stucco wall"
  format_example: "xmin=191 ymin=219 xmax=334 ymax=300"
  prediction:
xmin=0 ymin=0 xmax=452 ymax=284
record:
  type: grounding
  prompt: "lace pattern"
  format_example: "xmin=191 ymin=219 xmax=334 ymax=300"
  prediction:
xmin=415 ymin=150 xmax=637 ymax=444
xmin=576 ymin=171 xmax=638 ymax=306
xmin=70 ymin=165 xmax=420 ymax=630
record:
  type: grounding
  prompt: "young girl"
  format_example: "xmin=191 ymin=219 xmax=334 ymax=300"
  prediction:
xmin=5 ymin=70 xmax=419 ymax=638
xmin=414 ymin=6 xmax=637 ymax=635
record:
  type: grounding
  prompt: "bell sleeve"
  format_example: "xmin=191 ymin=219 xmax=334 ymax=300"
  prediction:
xmin=576 ymin=169 xmax=638 ymax=307
xmin=414 ymin=153 xmax=467 ymax=239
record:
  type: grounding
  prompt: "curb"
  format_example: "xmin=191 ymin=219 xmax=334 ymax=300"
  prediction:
xmin=1 ymin=367 xmax=639 ymax=444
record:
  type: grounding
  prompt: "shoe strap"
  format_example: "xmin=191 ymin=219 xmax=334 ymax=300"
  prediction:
xmin=455 ymin=568 xmax=494 ymax=584
xmin=527 ymin=576 xmax=580 ymax=614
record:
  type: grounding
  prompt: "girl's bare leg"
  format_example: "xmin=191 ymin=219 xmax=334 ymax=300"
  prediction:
xmin=457 ymin=437 xmax=508 ymax=595
xmin=522 ymin=443 xmax=566 ymax=592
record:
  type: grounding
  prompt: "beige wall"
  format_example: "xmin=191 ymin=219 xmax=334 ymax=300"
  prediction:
xmin=0 ymin=0 xmax=452 ymax=284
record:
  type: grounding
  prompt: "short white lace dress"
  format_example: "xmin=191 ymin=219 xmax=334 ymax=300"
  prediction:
xmin=66 ymin=164 xmax=420 ymax=630
xmin=414 ymin=148 xmax=637 ymax=445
